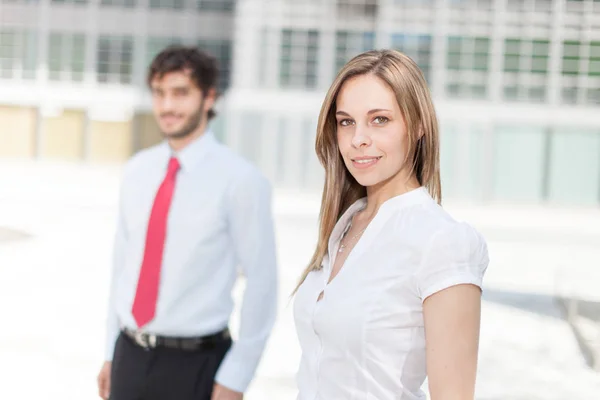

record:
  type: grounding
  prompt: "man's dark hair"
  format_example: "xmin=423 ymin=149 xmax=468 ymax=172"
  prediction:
xmin=147 ymin=45 xmax=219 ymax=120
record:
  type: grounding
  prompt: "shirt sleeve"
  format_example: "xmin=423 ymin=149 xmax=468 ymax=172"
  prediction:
xmin=104 ymin=177 xmax=128 ymax=361
xmin=215 ymin=169 xmax=279 ymax=392
xmin=414 ymin=222 xmax=489 ymax=302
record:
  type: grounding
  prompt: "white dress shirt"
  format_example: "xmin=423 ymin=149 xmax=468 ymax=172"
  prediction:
xmin=293 ymin=187 xmax=489 ymax=400
xmin=104 ymin=132 xmax=278 ymax=392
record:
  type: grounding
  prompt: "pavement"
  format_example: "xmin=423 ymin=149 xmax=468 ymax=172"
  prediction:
xmin=0 ymin=159 xmax=599 ymax=399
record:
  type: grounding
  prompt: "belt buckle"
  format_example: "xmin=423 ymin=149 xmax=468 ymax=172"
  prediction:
xmin=134 ymin=331 xmax=157 ymax=349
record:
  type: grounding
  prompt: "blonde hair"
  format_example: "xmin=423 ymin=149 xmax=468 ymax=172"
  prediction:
xmin=293 ymin=49 xmax=442 ymax=294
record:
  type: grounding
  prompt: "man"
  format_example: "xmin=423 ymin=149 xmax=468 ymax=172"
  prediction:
xmin=96 ymin=46 xmax=278 ymax=400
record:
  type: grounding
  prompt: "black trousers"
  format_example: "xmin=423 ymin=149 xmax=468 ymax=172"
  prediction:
xmin=110 ymin=332 xmax=232 ymax=400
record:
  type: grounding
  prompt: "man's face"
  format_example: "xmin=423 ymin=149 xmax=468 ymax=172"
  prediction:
xmin=150 ymin=70 xmax=213 ymax=139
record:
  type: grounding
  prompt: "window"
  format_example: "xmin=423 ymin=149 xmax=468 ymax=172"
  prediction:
xmin=48 ymin=33 xmax=86 ymax=82
xmin=97 ymin=35 xmax=134 ymax=84
xmin=149 ymin=0 xmax=184 ymax=9
xmin=508 ymin=0 xmax=552 ymax=11
xmin=198 ymin=0 xmax=234 ymax=11
xmin=531 ymin=40 xmax=550 ymax=74
xmin=560 ymin=40 xmax=600 ymax=105
xmin=337 ymin=0 xmax=378 ymax=18
xmin=492 ymin=126 xmax=547 ymax=203
xmin=396 ymin=0 xmax=434 ymax=3
xmin=51 ymin=0 xmax=88 ymax=4
xmin=588 ymin=41 xmax=600 ymax=77
xmin=502 ymin=38 xmax=550 ymax=103
xmin=547 ymin=129 xmax=600 ymax=205
xmin=586 ymin=88 xmax=600 ymax=104
xmin=1 ymin=0 xmax=40 ymax=3
xmin=280 ymin=29 xmax=320 ymax=89
xmin=561 ymin=87 xmax=578 ymax=104
xmin=146 ymin=37 xmax=182 ymax=68
xmin=392 ymin=34 xmax=432 ymax=82
xmin=562 ymin=40 xmax=581 ymax=76
xmin=0 ymin=29 xmax=37 ymax=80
xmin=282 ymin=0 xmax=322 ymax=19
xmin=335 ymin=31 xmax=375 ymax=74
xmin=101 ymin=0 xmax=136 ymax=7
xmin=446 ymin=36 xmax=490 ymax=99
xmin=197 ymin=39 xmax=232 ymax=92
xmin=504 ymin=39 xmax=550 ymax=75
xmin=503 ymin=39 xmax=521 ymax=72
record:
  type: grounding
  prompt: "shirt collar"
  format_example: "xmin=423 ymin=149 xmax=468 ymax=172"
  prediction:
xmin=328 ymin=198 xmax=368 ymax=252
xmin=167 ymin=131 xmax=216 ymax=171
xmin=329 ymin=187 xmax=431 ymax=250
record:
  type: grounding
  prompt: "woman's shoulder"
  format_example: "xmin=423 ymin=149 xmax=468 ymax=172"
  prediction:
xmin=390 ymin=203 xmax=489 ymax=300
xmin=390 ymin=200 xmax=488 ymax=264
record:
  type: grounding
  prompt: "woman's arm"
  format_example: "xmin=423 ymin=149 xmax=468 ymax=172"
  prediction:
xmin=423 ymin=283 xmax=482 ymax=400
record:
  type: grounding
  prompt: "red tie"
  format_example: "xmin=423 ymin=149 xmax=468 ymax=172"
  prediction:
xmin=131 ymin=157 xmax=180 ymax=328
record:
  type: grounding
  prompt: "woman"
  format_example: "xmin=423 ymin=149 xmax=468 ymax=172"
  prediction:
xmin=293 ymin=49 xmax=489 ymax=400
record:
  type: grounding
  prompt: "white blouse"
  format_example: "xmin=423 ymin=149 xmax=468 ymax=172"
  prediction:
xmin=293 ymin=187 xmax=489 ymax=400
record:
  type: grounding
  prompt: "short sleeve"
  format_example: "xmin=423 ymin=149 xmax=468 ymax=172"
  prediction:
xmin=415 ymin=222 xmax=489 ymax=302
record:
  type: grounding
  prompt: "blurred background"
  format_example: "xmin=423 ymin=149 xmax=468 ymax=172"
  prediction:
xmin=0 ymin=0 xmax=599 ymax=398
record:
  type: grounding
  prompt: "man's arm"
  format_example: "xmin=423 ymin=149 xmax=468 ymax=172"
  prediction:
xmin=104 ymin=180 xmax=129 ymax=361
xmin=98 ymin=177 xmax=129 ymax=399
xmin=215 ymin=170 xmax=279 ymax=393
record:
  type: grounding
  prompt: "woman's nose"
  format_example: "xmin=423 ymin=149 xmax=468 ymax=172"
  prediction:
xmin=351 ymin=127 xmax=371 ymax=148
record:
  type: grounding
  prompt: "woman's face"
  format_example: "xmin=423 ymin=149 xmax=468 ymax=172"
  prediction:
xmin=335 ymin=74 xmax=410 ymax=189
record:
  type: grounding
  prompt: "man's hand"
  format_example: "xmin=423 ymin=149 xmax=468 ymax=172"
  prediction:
xmin=97 ymin=361 xmax=112 ymax=399
xmin=211 ymin=383 xmax=243 ymax=400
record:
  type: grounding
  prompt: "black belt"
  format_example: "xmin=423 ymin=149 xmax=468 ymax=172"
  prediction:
xmin=122 ymin=327 xmax=230 ymax=351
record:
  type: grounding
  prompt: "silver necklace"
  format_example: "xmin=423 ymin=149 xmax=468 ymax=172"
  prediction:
xmin=338 ymin=226 xmax=367 ymax=253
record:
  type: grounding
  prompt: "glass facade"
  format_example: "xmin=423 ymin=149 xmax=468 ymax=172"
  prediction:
xmin=197 ymin=39 xmax=233 ymax=92
xmin=439 ymin=124 xmax=600 ymax=205
xmin=335 ymin=31 xmax=375 ymax=74
xmin=502 ymin=39 xmax=550 ymax=103
xmin=280 ymin=29 xmax=320 ymax=89
xmin=198 ymin=0 xmax=235 ymax=11
xmin=547 ymin=129 xmax=600 ymax=205
xmin=146 ymin=37 xmax=182 ymax=69
xmin=48 ymin=33 xmax=86 ymax=82
xmin=149 ymin=0 xmax=184 ymax=10
xmin=100 ymin=0 xmax=136 ymax=7
xmin=0 ymin=0 xmax=598 ymax=206
xmin=561 ymin=40 xmax=600 ymax=105
xmin=391 ymin=34 xmax=432 ymax=82
xmin=97 ymin=35 xmax=134 ymax=84
xmin=447 ymin=36 xmax=490 ymax=99
xmin=0 ymin=29 xmax=38 ymax=80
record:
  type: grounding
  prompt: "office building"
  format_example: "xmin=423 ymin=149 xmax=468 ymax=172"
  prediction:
xmin=1 ymin=0 xmax=599 ymax=204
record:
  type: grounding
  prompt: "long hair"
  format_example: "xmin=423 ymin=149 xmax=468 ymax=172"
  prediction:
xmin=294 ymin=49 xmax=442 ymax=293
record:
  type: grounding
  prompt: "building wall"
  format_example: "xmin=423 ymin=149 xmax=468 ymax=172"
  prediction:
xmin=0 ymin=106 xmax=37 ymax=158
xmin=221 ymin=0 xmax=600 ymax=205
xmin=1 ymin=0 xmax=599 ymax=205
xmin=88 ymin=120 xmax=133 ymax=163
xmin=0 ymin=0 xmax=235 ymax=161
xmin=135 ymin=113 xmax=163 ymax=151
xmin=41 ymin=110 xmax=86 ymax=161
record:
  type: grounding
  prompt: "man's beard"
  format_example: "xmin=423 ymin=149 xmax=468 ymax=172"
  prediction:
xmin=161 ymin=98 xmax=205 ymax=140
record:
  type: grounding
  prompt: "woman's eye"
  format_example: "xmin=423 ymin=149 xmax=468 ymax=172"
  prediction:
xmin=339 ymin=119 xmax=354 ymax=126
xmin=373 ymin=116 xmax=389 ymax=124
